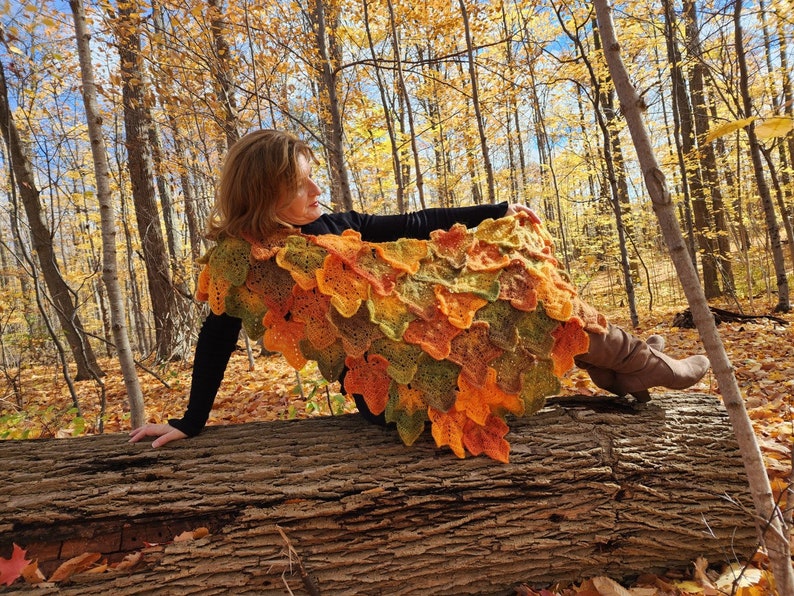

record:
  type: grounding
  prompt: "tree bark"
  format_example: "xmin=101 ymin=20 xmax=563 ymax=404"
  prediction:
xmin=1 ymin=393 xmax=758 ymax=594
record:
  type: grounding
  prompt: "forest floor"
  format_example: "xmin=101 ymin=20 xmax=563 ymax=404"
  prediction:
xmin=1 ymin=300 xmax=793 ymax=594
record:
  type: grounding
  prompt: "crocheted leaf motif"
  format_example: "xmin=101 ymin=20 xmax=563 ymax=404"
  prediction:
xmin=195 ymin=214 xmax=604 ymax=462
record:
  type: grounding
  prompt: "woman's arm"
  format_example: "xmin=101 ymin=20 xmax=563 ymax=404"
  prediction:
xmin=129 ymin=312 xmax=242 ymax=447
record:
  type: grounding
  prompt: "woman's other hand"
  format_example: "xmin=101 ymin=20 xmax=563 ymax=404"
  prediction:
xmin=505 ymin=203 xmax=541 ymax=224
xmin=129 ymin=423 xmax=188 ymax=448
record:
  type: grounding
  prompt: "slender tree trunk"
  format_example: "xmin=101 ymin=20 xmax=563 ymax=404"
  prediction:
xmin=207 ymin=0 xmax=239 ymax=149
xmin=459 ymin=0 xmax=495 ymax=205
xmin=592 ymin=3 xmax=794 ymax=593
xmin=386 ymin=0 xmax=425 ymax=209
xmin=0 ymin=59 xmax=102 ymax=381
xmin=734 ymin=0 xmax=790 ymax=312
xmin=310 ymin=0 xmax=352 ymax=211
xmin=113 ymin=0 xmax=180 ymax=360
xmin=683 ymin=0 xmax=734 ymax=294
xmin=363 ymin=0 xmax=405 ymax=213
xmin=69 ymin=0 xmax=145 ymax=429
xmin=663 ymin=0 xmax=720 ymax=298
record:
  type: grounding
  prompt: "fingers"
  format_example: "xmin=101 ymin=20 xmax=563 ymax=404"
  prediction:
xmin=506 ymin=203 xmax=541 ymax=224
xmin=128 ymin=424 xmax=187 ymax=448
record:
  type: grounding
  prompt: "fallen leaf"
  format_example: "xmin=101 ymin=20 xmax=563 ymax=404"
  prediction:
xmin=113 ymin=551 xmax=143 ymax=571
xmin=20 ymin=560 xmax=45 ymax=584
xmin=48 ymin=551 xmax=102 ymax=582
xmin=0 ymin=544 xmax=31 ymax=586
xmin=591 ymin=576 xmax=632 ymax=596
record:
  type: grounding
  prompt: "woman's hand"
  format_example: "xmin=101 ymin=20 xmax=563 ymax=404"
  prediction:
xmin=505 ymin=203 xmax=541 ymax=224
xmin=129 ymin=423 xmax=188 ymax=448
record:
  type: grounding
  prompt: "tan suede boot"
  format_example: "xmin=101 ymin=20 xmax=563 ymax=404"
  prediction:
xmin=575 ymin=325 xmax=710 ymax=402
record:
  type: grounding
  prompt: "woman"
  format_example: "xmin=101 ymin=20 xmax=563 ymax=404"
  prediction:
xmin=130 ymin=129 xmax=709 ymax=454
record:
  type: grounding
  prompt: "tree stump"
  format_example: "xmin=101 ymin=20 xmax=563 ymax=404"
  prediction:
xmin=1 ymin=393 xmax=757 ymax=595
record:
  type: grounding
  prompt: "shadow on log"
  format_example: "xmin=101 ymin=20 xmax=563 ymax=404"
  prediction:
xmin=1 ymin=393 xmax=757 ymax=595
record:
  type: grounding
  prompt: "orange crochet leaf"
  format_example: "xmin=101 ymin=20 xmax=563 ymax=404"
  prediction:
xmin=533 ymin=262 xmax=575 ymax=321
xmin=375 ymin=238 xmax=428 ymax=274
xmin=462 ymin=415 xmax=510 ymax=463
xmin=316 ymin=253 xmax=369 ymax=318
xmin=275 ymin=235 xmax=327 ymax=290
xmin=263 ymin=310 xmax=307 ymax=370
xmin=429 ymin=223 xmax=472 ymax=268
xmin=550 ymin=317 xmax=590 ymax=377
xmin=434 ymin=286 xmax=488 ymax=330
xmin=428 ymin=407 xmax=468 ymax=458
xmin=243 ymin=228 xmax=292 ymax=261
xmin=313 ymin=228 xmax=366 ymax=263
xmin=196 ymin=265 xmax=210 ymax=302
xmin=403 ymin=309 xmax=462 ymax=360
xmin=457 ymin=367 xmax=524 ymax=424
xmin=328 ymin=303 xmax=383 ymax=358
xmin=291 ymin=287 xmax=338 ymax=350
xmin=466 ymin=238 xmax=510 ymax=271
xmin=448 ymin=321 xmax=503 ymax=388
xmin=208 ymin=275 xmax=232 ymax=315
xmin=343 ymin=354 xmax=391 ymax=416
xmin=392 ymin=382 xmax=427 ymax=414
xmin=367 ymin=292 xmax=416 ymax=340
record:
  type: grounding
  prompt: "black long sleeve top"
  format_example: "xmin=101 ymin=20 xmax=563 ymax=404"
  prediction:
xmin=169 ymin=202 xmax=509 ymax=436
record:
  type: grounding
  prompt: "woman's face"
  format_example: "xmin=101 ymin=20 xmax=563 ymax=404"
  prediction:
xmin=275 ymin=153 xmax=323 ymax=226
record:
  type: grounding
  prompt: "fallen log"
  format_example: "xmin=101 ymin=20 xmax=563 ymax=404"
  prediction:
xmin=1 ymin=392 xmax=757 ymax=595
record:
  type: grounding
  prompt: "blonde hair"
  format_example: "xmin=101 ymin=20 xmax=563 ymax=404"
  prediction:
xmin=206 ymin=129 xmax=315 ymax=241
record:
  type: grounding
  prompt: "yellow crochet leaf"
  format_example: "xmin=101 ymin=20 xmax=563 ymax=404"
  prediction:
xmin=263 ymin=310 xmax=307 ymax=370
xmin=428 ymin=407 xmax=468 ymax=458
xmin=429 ymin=223 xmax=472 ymax=268
xmin=434 ymin=286 xmax=488 ymax=330
xmin=550 ymin=317 xmax=589 ymax=377
xmin=474 ymin=216 xmax=522 ymax=248
xmin=209 ymin=236 xmax=251 ymax=286
xmin=448 ymin=321 xmax=504 ymax=388
xmin=411 ymin=353 xmax=460 ymax=412
xmin=316 ymin=253 xmax=370 ymax=318
xmin=291 ymin=288 xmax=338 ymax=350
xmin=208 ymin=275 xmax=232 ymax=315
xmin=225 ymin=284 xmax=268 ymax=340
xmin=369 ymin=338 xmax=420 ymax=385
xmin=394 ymin=275 xmax=438 ymax=320
xmin=343 ymin=354 xmax=391 ymax=416
xmin=462 ymin=415 xmax=510 ymax=463
xmin=367 ymin=291 xmax=416 ymax=340
xmin=533 ymin=262 xmax=575 ymax=321
xmin=375 ymin=238 xmax=429 ymax=274
xmin=403 ymin=310 xmax=462 ymax=360
xmin=275 ymin=235 xmax=327 ymax=290
xmin=521 ymin=358 xmax=560 ymax=415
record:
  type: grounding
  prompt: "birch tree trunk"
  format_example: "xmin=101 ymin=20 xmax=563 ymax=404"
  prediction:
xmin=69 ymin=0 xmax=145 ymax=429
xmin=592 ymin=2 xmax=794 ymax=592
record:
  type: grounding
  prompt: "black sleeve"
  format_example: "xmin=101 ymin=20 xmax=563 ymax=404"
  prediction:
xmin=169 ymin=312 xmax=242 ymax=436
xmin=304 ymin=202 xmax=509 ymax=242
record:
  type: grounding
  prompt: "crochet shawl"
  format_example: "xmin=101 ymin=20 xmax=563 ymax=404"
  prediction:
xmin=196 ymin=213 xmax=606 ymax=462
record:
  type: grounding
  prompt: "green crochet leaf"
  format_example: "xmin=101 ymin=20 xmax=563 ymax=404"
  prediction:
xmin=385 ymin=385 xmax=427 ymax=447
xmin=370 ymin=338 xmax=421 ymax=385
xmin=411 ymin=353 xmax=460 ymax=412
xmin=299 ymin=338 xmax=346 ymax=382
xmin=520 ymin=358 xmax=560 ymax=415
xmin=209 ymin=236 xmax=250 ymax=286
xmin=225 ymin=284 xmax=267 ymax=340
xmin=516 ymin=304 xmax=559 ymax=357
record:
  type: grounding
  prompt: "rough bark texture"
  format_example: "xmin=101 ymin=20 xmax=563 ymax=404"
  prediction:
xmin=1 ymin=393 xmax=756 ymax=595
